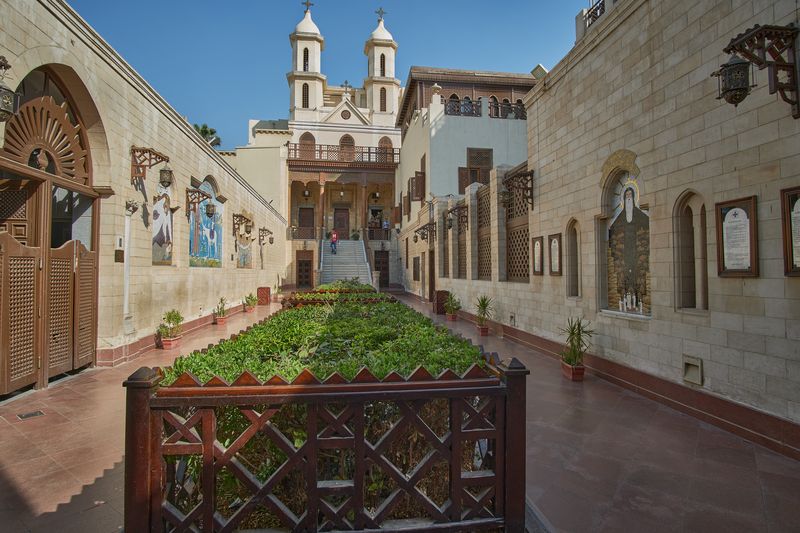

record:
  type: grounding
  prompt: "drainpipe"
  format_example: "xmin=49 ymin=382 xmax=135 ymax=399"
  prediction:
xmin=123 ymin=200 xmax=139 ymax=319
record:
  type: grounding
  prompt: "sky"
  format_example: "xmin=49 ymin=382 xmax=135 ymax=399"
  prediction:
xmin=68 ymin=0 xmax=592 ymax=149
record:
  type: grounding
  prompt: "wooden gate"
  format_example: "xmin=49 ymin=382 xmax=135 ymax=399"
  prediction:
xmin=296 ymin=250 xmax=313 ymax=288
xmin=374 ymin=250 xmax=389 ymax=287
xmin=0 ymin=232 xmax=40 ymax=394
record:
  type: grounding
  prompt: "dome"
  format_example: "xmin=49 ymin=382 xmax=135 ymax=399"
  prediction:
xmin=295 ymin=10 xmax=320 ymax=35
xmin=369 ymin=19 xmax=394 ymax=41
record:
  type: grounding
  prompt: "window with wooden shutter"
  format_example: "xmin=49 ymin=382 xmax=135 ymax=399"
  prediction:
xmin=414 ymin=171 xmax=425 ymax=201
xmin=413 ymin=256 xmax=420 ymax=281
xmin=458 ymin=167 xmax=483 ymax=194
xmin=405 ymin=237 xmax=409 ymax=268
xmin=404 ymin=192 xmax=411 ymax=220
xmin=392 ymin=205 xmax=400 ymax=224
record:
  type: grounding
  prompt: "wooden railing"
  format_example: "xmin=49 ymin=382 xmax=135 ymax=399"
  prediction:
xmin=445 ymin=98 xmax=482 ymax=117
xmin=290 ymin=226 xmax=317 ymax=240
xmin=123 ymin=355 xmax=529 ymax=532
xmin=586 ymin=0 xmax=605 ymax=27
xmin=367 ymin=228 xmax=391 ymax=241
xmin=288 ymin=143 xmax=400 ymax=165
xmin=489 ymin=102 xmax=527 ymax=120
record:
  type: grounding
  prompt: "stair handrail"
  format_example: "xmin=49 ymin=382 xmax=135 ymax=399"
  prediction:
xmin=319 ymin=232 xmax=324 ymax=274
xmin=360 ymin=238 xmax=373 ymax=285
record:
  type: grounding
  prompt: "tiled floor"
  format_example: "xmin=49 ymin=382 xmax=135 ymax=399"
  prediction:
xmin=0 ymin=305 xmax=280 ymax=533
xmin=1 ymin=297 xmax=798 ymax=532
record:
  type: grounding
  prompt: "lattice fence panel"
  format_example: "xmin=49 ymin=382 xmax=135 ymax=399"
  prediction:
xmin=9 ymin=257 xmax=36 ymax=383
xmin=48 ymin=257 xmax=73 ymax=372
xmin=477 ymin=187 xmax=492 ymax=280
xmin=458 ymin=228 xmax=467 ymax=279
xmin=507 ymin=186 xmax=529 ymax=220
xmin=442 ymin=217 xmax=449 ymax=278
xmin=507 ymin=227 xmax=530 ymax=282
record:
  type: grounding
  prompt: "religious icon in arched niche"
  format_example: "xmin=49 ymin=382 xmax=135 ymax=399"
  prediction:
xmin=152 ymin=183 xmax=174 ymax=265
xmin=607 ymin=174 xmax=650 ymax=314
xmin=236 ymin=212 xmax=255 ymax=269
xmin=189 ymin=181 xmax=224 ymax=267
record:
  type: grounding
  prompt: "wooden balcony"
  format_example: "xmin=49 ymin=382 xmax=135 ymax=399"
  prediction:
xmin=287 ymin=143 xmax=400 ymax=171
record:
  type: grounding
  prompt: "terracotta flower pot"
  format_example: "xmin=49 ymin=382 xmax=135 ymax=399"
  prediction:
xmin=477 ymin=324 xmax=489 ymax=336
xmin=160 ymin=336 xmax=181 ymax=350
xmin=446 ymin=313 xmax=458 ymax=321
xmin=561 ymin=361 xmax=585 ymax=381
xmin=214 ymin=315 xmax=227 ymax=326
xmin=244 ymin=305 xmax=255 ymax=313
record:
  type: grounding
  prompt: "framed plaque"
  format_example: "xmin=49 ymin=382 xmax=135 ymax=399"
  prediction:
xmin=715 ymin=196 xmax=758 ymax=277
xmin=548 ymin=233 xmax=562 ymax=276
xmin=781 ymin=186 xmax=800 ymax=276
xmin=532 ymin=236 xmax=544 ymax=275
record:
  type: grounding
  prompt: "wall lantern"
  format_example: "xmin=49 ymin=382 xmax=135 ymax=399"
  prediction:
xmin=245 ymin=222 xmax=253 ymax=234
xmin=446 ymin=215 xmax=453 ymax=230
xmin=303 ymin=188 xmax=311 ymax=198
xmin=0 ymin=56 xmax=20 ymax=122
xmin=159 ymin=163 xmax=174 ymax=189
xmin=712 ymin=55 xmax=753 ymax=107
xmin=205 ymin=202 xmax=216 ymax=218
xmin=716 ymin=24 xmax=799 ymax=118
xmin=372 ymin=191 xmax=381 ymax=200
xmin=339 ymin=190 xmax=345 ymax=198
xmin=259 ymin=227 xmax=274 ymax=245
xmin=413 ymin=234 xmax=418 ymax=243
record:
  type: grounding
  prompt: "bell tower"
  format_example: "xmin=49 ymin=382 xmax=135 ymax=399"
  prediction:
xmin=288 ymin=2 xmax=326 ymax=121
xmin=363 ymin=8 xmax=399 ymax=126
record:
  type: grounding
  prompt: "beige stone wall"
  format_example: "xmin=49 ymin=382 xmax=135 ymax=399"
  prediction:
xmin=440 ymin=0 xmax=800 ymax=422
xmin=0 ymin=0 xmax=289 ymax=351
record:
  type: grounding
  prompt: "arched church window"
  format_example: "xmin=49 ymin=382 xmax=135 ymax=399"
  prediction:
xmin=299 ymin=132 xmax=315 ymax=159
xmin=674 ymin=192 xmax=708 ymax=310
xmin=461 ymin=96 xmax=473 ymax=115
xmin=514 ymin=99 xmax=526 ymax=119
xmin=501 ymin=98 xmax=510 ymax=118
xmin=566 ymin=220 xmax=580 ymax=297
xmin=339 ymin=134 xmax=355 ymax=162
xmin=302 ymin=83 xmax=309 ymax=109
xmin=380 ymin=88 xmax=387 ymax=112
xmin=446 ymin=94 xmax=460 ymax=115
xmin=378 ymin=136 xmax=392 ymax=163
xmin=604 ymin=172 xmax=650 ymax=315
xmin=489 ymin=96 xmax=499 ymax=118
xmin=303 ymin=48 xmax=309 ymax=72
xmin=380 ymin=54 xmax=386 ymax=77
xmin=4 ymin=67 xmax=90 ymax=185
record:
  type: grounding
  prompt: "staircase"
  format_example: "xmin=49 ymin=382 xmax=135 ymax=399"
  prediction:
xmin=320 ymin=240 xmax=372 ymax=284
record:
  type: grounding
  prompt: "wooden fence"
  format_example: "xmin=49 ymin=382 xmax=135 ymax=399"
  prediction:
xmin=124 ymin=357 xmax=528 ymax=532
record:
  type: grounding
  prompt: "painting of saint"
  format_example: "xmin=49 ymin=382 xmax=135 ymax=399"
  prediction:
xmin=607 ymin=178 xmax=650 ymax=314
xmin=152 ymin=192 xmax=173 ymax=265
xmin=237 ymin=230 xmax=254 ymax=268
xmin=189 ymin=181 xmax=223 ymax=267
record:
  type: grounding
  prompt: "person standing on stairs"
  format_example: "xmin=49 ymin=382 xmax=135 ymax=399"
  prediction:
xmin=331 ymin=229 xmax=338 ymax=254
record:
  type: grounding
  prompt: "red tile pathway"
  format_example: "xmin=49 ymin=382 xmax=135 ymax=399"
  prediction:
xmin=1 ymin=297 xmax=798 ymax=532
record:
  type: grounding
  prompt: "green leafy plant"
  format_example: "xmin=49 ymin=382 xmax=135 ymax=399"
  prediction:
xmin=474 ymin=295 xmax=494 ymax=326
xmin=215 ymin=297 xmax=228 ymax=318
xmin=350 ymin=231 xmax=360 ymax=240
xmin=244 ymin=293 xmax=258 ymax=307
xmin=560 ymin=317 xmax=594 ymax=367
xmin=159 ymin=309 xmax=184 ymax=338
xmin=444 ymin=293 xmax=461 ymax=315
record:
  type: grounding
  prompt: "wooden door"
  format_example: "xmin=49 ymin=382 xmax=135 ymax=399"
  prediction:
xmin=334 ymin=208 xmax=349 ymax=238
xmin=47 ymin=241 xmax=75 ymax=377
xmin=0 ymin=232 xmax=40 ymax=394
xmin=73 ymin=242 xmax=96 ymax=369
xmin=298 ymin=207 xmax=314 ymax=228
xmin=296 ymin=250 xmax=313 ymax=288
xmin=428 ymin=250 xmax=436 ymax=301
xmin=374 ymin=250 xmax=389 ymax=287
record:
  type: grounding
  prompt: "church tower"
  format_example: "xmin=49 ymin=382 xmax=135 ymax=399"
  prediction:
xmin=288 ymin=4 xmax=325 ymax=121
xmin=363 ymin=10 xmax=400 ymax=126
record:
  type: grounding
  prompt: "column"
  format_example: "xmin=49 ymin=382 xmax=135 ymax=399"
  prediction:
xmin=361 ymin=184 xmax=368 ymax=238
xmin=318 ymin=179 xmax=325 ymax=239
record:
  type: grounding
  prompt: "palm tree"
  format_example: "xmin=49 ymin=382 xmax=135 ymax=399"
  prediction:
xmin=193 ymin=123 xmax=220 ymax=146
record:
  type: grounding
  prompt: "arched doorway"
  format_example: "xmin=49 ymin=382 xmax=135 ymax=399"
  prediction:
xmin=0 ymin=66 xmax=103 ymax=393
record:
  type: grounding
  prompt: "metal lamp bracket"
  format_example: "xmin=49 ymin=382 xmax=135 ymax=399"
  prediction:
xmin=502 ymin=170 xmax=535 ymax=209
xmin=130 ymin=146 xmax=169 ymax=185
xmin=185 ymin=188 xmax=210 ymax=221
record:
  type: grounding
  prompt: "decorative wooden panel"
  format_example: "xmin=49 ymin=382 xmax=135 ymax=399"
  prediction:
xmin=0 ymin=189 xmax=27 ymax=220
xmin=74 ymin=244 xmax=96 ymax=369
xmin=507 ymin=185 xmax=529 ymax=221
xmin=477 ymin=187 xmax=492 ymax=280
xmin=48 ymin=243 xmax=74 ymax=377
xmin=458 ymin=217 xmax=467 ymax=279
xmin=8 ymin=256 xmax=37 ymax=389
xmin=467 ymin=148 xmax=493 ymax=170
xmin=507 ymin=227 xmax=530 ymax=282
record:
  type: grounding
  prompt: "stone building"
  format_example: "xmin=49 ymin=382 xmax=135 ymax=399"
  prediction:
xmin=395 ymin=67 xmax=538 ymax=299
xmin=222 ymin=7 xmax=403 ymax=288
xmin=434 ymin=0 xmax=800 ymax=451
xmin=0 ymin=0 xmax=288 ymax=392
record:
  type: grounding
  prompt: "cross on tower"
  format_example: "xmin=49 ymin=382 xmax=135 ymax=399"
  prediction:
xmin=342 ymin=80 xmax=352 ymax=93
xmin=302 ymin=0 xmax=313 ymax=13
xmin=375 ymin=7 xmax=386 ymax=20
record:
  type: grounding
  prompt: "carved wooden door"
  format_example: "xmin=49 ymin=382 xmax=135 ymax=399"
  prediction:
xmin=334 ymin=208 xmax=349 ymax=238
xmin=47 ymin=241 xmax=75 ymax=377
xmin=296 ymin=250 xmax=313 ymax=288
xmin=73 ymin=242 xmax=96 ymax=369
xmin=0 ymin=232 xmax=40 ymax=394
xmin=428 ymin=251 xmax=436 ymax=301
xmin=298 ymin=207 xmax=314 ymax=228
xmin=374 ymin=250 xmax=389 ymax=287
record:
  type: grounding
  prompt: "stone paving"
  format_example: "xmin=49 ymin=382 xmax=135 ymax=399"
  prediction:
xmin=0 ymin=297 xmax=798 ymax=532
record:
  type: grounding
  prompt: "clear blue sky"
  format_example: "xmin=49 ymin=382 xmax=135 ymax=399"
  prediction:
xmin=69 ymin=0 xmax=591 ymax=149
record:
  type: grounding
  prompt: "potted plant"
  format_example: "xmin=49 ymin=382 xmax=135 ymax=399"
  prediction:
xmin=474 ymin=295 xmax=494 ymax=336
xmin=444 ymin=293 xmax=461 ymax=321
xmin=157 ymin=309 xmax=184 ymax=349
xmin=560 ymin=317 xmax=594 ymax=382
xmin=214 ymin=297 xmax=228 ymax=325
xmin=243 ymin=293 xmax=258 ymax=313
xmin=272 ymin=285 xmax=283 ymax=303
xmin=351 ymin=231 xmax=360 ymax=240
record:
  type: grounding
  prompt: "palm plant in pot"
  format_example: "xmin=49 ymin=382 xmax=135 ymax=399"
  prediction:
xmin=243 ymin=293 xmax=258 ymax=313
xmin=157 ymin=309 xmax=184 ymax=350
xmin=444 ymin=293 xmax=461 ymax=321
xmin=213 ymin=297 xmax=228 ymax=325
xmin=560 ymin=317 xmax=594 ymax=381
xmin=474 ymin=295 xmax=494 ymax=336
